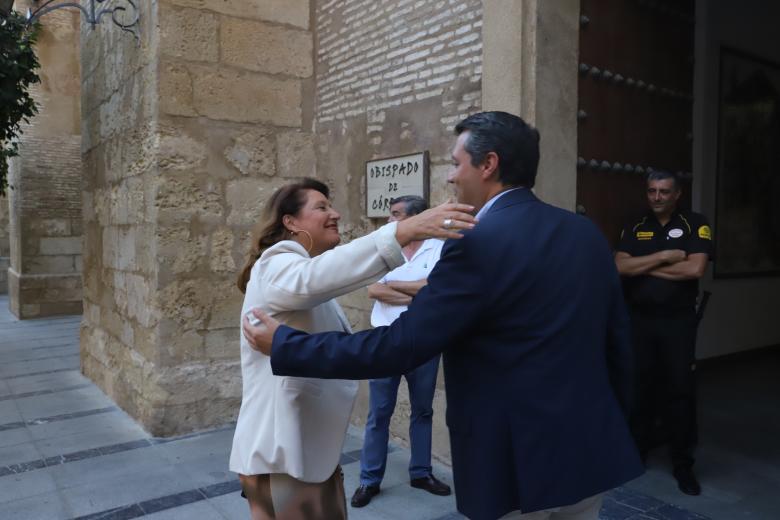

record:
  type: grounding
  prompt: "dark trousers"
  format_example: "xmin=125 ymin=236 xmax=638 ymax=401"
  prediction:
xmin=359 ymin=355 xmax=440 ymax=486
xmin=629 ymin=309 xmax=698 ymax=468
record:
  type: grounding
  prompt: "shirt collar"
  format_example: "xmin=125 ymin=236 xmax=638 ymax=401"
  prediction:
xmin=475 ymin=188 xmax=524 ymax=220
xmin=647 ymin=209 xmax=681 ymax=228
xmin=405 ymin=238 xmax=438 ymax=263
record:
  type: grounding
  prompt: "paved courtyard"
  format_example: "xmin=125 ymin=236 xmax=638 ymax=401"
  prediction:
xmin=0 ymin=295 xmax=714 ymax=519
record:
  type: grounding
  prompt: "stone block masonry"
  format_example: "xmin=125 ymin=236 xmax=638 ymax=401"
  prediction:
xmin=79 ymin=0 xmax=480 ymax=444
xmin=80 ymin=0 xmax=315 ymax=436
xmin=0 ymin=196 xmax=8 ymax=293
xmin=7 ymin=3 xmax=82 ymax=318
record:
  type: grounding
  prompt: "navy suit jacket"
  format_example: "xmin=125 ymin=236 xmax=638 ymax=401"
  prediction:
xmin=271 ymin=189 xmax=644 ymax=519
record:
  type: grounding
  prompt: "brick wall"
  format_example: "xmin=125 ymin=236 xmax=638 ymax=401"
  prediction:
xmin=314 ymin=0 xmax=483 ymax=464
xmin=317 ymin=0 xmax=482 ymax=129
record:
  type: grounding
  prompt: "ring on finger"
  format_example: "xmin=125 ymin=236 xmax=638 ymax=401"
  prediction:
xmin=443 ymin=218 xmax=453 ymax=229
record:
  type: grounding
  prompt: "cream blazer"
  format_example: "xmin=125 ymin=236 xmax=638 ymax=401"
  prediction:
xmin=229 ymin=222 xmax=404 ymax=482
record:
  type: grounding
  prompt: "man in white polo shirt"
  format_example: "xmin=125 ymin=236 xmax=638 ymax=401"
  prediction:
xmin=351 ymin=195 xmax=451 ymax=508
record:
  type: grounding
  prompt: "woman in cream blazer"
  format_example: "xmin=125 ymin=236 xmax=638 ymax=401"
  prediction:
xmin=230 ymin=178 xmax=474 ymax=519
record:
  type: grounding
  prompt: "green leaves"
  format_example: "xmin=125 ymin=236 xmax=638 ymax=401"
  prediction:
xmin=0 ymin=11 xmax=40 ymax=196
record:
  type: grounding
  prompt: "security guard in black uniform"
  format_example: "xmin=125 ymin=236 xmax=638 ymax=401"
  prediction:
xmin=615 ymin=171 xmax=713 ymax=496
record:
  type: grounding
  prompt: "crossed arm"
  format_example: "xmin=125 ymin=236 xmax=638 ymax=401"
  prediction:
xmin=367 ymin=279 xmax=428 ymax=306
xmin=615 ymin=250 xmax=708 ymax=280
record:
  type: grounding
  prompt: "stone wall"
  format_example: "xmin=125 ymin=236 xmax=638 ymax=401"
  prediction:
xmin=482 ymin=0 xmax=579 ymax=211
xmin=314 ymin=0 xmax=483 ymax=463
xmin=7 ymin=3 xmax=82 ymax=317
xmin=80 ymin=0 xmax=315 ymax=435
xmin=0 ymin=195 xmax=8 ymax=293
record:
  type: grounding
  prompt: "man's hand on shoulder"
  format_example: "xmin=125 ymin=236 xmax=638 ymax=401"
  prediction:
xmin=242 ymin=308 xmax=281 ymax=356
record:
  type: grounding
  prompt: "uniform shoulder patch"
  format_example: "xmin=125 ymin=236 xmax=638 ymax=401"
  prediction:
xmin=698 ymin=225 xmax=712 ymax=240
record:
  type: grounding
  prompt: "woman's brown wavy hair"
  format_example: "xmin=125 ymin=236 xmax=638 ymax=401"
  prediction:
xmin=237 ymin=178 xmax=329 ymax=294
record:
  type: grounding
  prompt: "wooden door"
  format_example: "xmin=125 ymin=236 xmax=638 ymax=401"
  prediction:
xmin=577 ymin=0 xmax=695 ymax=245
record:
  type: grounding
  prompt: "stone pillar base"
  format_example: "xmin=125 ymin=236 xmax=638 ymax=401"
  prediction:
xmin=7 ymin=268 xmax=82 ymax=319
xmin=0 ymin=257 xmax=8 ymax=294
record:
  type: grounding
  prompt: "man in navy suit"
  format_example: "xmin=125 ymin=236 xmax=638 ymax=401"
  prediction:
xmin=244 ymin=111 xmax=644 ymax=519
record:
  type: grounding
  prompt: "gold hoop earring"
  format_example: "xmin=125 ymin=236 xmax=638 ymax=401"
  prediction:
xmin=290 ymin=229 xmax=314 ymax=253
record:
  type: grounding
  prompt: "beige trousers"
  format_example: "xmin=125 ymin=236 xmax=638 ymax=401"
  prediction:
xmin=499 ymin=493 xmax=604 ymax=520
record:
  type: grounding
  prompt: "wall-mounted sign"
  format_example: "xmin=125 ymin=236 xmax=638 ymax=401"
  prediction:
xmin=365 ymin=151 xmax=429 ymax=217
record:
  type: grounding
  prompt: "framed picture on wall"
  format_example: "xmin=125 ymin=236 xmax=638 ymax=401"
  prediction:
xmin=714 ymin=47 xmax=780 ymax=278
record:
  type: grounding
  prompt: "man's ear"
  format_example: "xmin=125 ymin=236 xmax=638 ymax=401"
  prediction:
xmin=481 ymin=151 xmax=499 ymax=181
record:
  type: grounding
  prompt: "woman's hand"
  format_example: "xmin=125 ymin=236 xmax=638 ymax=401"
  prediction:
xmin=395 ymin=202 xmax=476 ymax=244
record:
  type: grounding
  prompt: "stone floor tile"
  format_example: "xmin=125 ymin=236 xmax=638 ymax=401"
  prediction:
xmin=0 ymin=491 xmax=72 ymax=520
xmin=0 ymin=344 xmax=76 ymax=363
xmin=0 ymin=468 xmax=59 ymax=503
xmin=0 ymin=440 xmax=42 ymax=467
xmin=652 ymin=504 xmax=710 ymax=519
xmin=609 ymin=487 xmax=667 ymax=513
xmin=61 ymin=466 xmax=200 ymax=518
xmin=28 ymin=408 xmax=143 ymax=442
xmin=0 ymin=400 xmax=23 ymax=426
xmin=0 ymin=333 xmax=77 ymax=348
xmin=35 ymin=426 xmax=149 ymax=459
xmin=207 ymin=491 xmax=249 ymax=520
xmin=154 ymin=428 xmax=236 ymax=462
xmin=144 ymin=499 xmax=225 ymax=520
xmin=5 ymin=369 xmax=86 ymax=395
xmin=169 ymin=454 xmax=234 ymax=490
xmin=16 ymin=385 xmax=114 ymax=421
xmin=0 ymin=424 xmax=33 ymax=449
xmin=48 ymin=444 xmax=173 ymax=490
xmin=430 ymin=513 xmax=467 ymax=520
xmin=0 ymin=355 xmax=80 ymax=379
xmin=601 ymin=496 xmax=645 ymax=520
xmin=344 ymin=424 xmax=369 ymax=452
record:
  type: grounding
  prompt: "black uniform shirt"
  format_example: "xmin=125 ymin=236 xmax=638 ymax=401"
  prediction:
xmin=617 ymin=210 xmax=713 ymax=310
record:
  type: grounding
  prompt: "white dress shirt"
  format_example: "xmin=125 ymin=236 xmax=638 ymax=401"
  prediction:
xmin=370 ymin=238 xmax=444 ymax=327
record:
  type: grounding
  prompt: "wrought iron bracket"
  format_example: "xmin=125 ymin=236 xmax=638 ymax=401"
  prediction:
xmin=26 ymin=0 xmax=139 ymax=40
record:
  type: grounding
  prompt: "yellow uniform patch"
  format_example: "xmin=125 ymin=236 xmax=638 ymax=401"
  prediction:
xmin=636 ymin=231 xmax=654 ymax=240
xmin=698 ymin=225 xmax=712 ymax=240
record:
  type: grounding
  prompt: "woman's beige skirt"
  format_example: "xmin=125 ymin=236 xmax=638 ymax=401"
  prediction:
xmin=241 ymin=466 xmax=347 ymax=519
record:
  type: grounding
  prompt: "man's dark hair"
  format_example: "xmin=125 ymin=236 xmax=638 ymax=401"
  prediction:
xmin=646 ymin=170 xmax=681 ymax=191
xmin=389 ymin=195 xmax=428 ymax=216
xmin=454 ymin=111 xmax=541 ymax=188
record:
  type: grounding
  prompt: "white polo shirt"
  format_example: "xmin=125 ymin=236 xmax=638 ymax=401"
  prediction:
xmin=370 ymin=238 xmax=445 ymax=327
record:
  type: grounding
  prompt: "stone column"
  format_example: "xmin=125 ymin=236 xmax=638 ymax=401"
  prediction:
xmin=80 ymin=0 xmax=315 ymax=435
xmin=7 ymin=3 xmax=82 ymax=317
xmin=481 ymin=0 xmax=580 ymax=211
